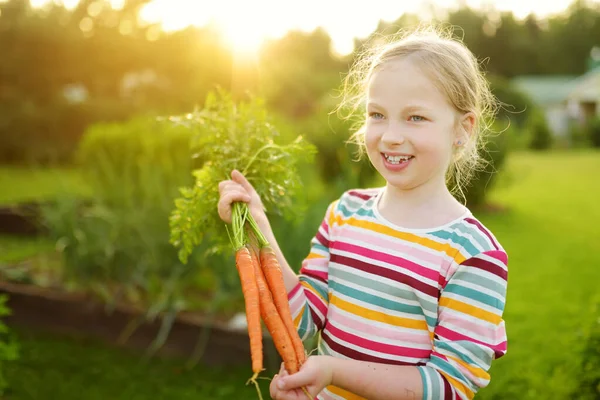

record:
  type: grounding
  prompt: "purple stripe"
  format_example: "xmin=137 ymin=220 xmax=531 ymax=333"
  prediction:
xmin=321 ymin=330 xmax=425 ymax=366
xmin=436 ymin=326 xmax=507 ymax=359
xmin=300 ymin=269 xmax=328 ymax=284
xmin=309 ymin=307 xmax=324 ymax=330
xmin=335 ymin=241 xmax=438 ymax=281
xmin=464 ymin=218 xmax=499 ymax=250
xmin=330 ymin=254 xmax=439 ymax=298
xmin=461 ymin=253 xmax=508 ymax=281
xmin=441 ymin=375 xmax=454 ymax=399
xmin=315 ymin=229 xmax=330 ymax=248
xmin=347 ymin=190 xmax=374 ymax=201
xmin=327 ymin=322 xmax=433 ymax=359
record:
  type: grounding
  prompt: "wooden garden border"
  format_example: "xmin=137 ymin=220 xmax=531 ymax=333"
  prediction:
xmin=0 ymin=280 xmax=281 ymax=369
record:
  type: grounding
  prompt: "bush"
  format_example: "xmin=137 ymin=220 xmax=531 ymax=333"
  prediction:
xmin=528 ymin=109 xmax=553 ymax=150
xmin=40 ymin=114 xmax=240 ymax=356
xmin=587 ymin=116 xmax=600 ymax=148
xmin=0 ymin=295 xmax=19 ymax=396
xmin=457 ymin=120 xmax=511 ymax=209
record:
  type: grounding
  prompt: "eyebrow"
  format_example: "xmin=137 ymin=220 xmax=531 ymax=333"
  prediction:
xmin=366 ymin=102 xmax=431 ymax=113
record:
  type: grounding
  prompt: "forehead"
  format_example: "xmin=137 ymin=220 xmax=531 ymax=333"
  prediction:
xmin=367 ymin=58 xmax=450 ymax=108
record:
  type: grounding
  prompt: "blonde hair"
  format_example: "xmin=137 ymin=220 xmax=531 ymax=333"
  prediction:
xmin=335 ymin=24 xmax=499 ymax=201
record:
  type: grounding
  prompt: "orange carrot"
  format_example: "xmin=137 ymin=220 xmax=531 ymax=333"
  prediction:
xmin=235 ymin=246 xmax=263 ymax=383
xmin=249 ymin=245 xmax=298 ymax=373
xmin=260 ymin=245 xmax=307 ymax=369
xmin=249 ymin=244 xmax=312 ymax=400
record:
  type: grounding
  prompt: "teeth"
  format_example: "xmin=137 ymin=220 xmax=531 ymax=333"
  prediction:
xmin=384 ymin=154 xmax=412 ymax=164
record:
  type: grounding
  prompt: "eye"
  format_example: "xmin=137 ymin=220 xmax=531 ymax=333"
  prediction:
xmin=369 ymin=112 xmax=385 ymax=120
xmin=409 ymin=115 xmax=426 ymax=122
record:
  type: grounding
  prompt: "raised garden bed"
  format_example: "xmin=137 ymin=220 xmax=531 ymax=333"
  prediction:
xmin=0 ymin=201 xmax=46 ymax=236
xmin=0 ymin=280 xmax=282 ymax=370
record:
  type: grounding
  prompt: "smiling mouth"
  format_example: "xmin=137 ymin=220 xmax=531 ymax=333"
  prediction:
xmin=382 ymin=153 xmax=414 ymax=165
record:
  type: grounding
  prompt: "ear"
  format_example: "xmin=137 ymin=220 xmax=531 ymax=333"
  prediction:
xmin=455 ymin=112 xmax=475 ymax=146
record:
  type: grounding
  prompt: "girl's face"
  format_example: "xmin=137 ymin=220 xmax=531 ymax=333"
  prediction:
xmin=365 ymin=58 xmax=461 ymax=192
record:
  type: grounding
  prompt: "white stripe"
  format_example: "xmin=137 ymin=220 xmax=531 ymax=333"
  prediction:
xmin=329 ymin=303 xmax=434 ymax=339
xmin=330 ymin=248 xmax=438 ymax=287
xmin=442 ymin=292 xmax=504 ymax=315
xmin=333 ymin=290 xmax=429 ymax=323
xmin=329 ymin=273 xmax=424 ymax=307
xmin=336 ymin=232 xmax=446 ymax=273
xmin=323 ymin=327 xmax=424 ymax=363
xmin=341 ymin=220 xmax=460 ymax=265
xmin=450 ymin=279 xmax=505 ymax=303
xmin=475 ymin=252 xmax=508 ymax=272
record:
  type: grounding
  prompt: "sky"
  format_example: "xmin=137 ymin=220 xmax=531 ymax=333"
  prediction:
xmin=26 ymin=0 xmax=600 ymax=55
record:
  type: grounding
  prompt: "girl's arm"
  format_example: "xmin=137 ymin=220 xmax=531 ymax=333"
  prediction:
xmin=329 ymin=358 xmax=423 ymax=400
xmin=273 ymin=356 xmax=423 ymax=400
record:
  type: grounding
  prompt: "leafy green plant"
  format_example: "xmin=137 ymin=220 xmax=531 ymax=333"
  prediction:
xmin=574 ymin=298 xmax=600 ymax=400
xmin=587 ymin=116 xmax=600 ymax=148
xmin=169 ymin=90 xmax=316 ymax=264
xmin=0 ymin=295 xmax=19 ymax=396
xmin=40 ymin=114 xmax=224 ymax=359
xmin=528 ymin=109 xmax=553 ymax=150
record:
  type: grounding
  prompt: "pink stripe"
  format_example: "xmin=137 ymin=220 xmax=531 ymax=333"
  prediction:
xmin=301 ymin=258 xmax=329 ymax=274
xmin=300 ymin=268 xmax=328 ymax=283
xmin=442 ymin=310 xmax=506 ymax=341
xmin=326 ymin=321 xmax=432 ymax=359
xmin=288 ymin=282 xmax=302 ymax=300
xmin=436 ymin=326 xmax=507 ymax=358
xmin=335 ymin=241 xmax=439 ymax=281
xmin=305 ymin=288 xmax=328 ymax=318
xmin=289 ymin=291 xmax=305 ymax=316
xmin=343 ymin=228 xmax=446 ymax=268
xmin=328 ymin=305 xmax=432 ymax=346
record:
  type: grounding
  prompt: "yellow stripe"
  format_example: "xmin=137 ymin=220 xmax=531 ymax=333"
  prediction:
xmin=326 ymin=385 xmax=367 ymax=400
xmin=293 ymin=306 xmax=303 ymax=329
xmin=440 ymin=372 xmax=475 ymax=399
xmin=446 ymin=355 xmax=490 ymax=381
xmin=306 ymin=252 xmax=326 ymax=259
xmin=332 ymin=216 xmax=466 ymax=264
xmin=301 ymin=280 xmax=326 ymax=303
xmin=330 ymin=295 xmax=428 ymax=330
xmin=439 ymin=297 xmax=502 ymax=325
xmin=327 ymin=200 xmax=340 ymax=227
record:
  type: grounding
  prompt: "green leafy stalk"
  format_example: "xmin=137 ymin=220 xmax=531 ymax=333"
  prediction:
xmin=169 ymin=89 xmax=316 ymax=263
xmin=231 ymin=202 xmax=249 ymax=251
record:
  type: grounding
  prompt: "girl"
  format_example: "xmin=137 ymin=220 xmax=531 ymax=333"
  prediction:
xmin=218 ymin=26 xmax=508 ymax=400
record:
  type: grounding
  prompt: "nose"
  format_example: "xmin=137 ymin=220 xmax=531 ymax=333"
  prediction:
xmin=381 ymin=121 xmax=405 ymax=146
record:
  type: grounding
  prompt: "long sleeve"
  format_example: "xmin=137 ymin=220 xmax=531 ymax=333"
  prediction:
xmin=418 ymin=250 xmax=509 ymax=400
xmin=287 ymin=200 xmax=337 ymax=341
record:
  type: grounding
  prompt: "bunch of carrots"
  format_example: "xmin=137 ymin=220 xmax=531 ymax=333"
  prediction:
xmin=229 ymin=201 xmax=311 ymax=400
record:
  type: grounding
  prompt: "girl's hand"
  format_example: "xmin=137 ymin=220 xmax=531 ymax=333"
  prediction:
xmin=269 ymin=356 xmax=334 ymax=400
xmin=217 ymin=169 xmax=268 ymax=227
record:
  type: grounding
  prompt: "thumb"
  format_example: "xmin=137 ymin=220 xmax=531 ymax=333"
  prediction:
xmin=277 ymin=369 xmax=313 ymax=391
xmin=231 ymin=170 xmax=255 ymax=193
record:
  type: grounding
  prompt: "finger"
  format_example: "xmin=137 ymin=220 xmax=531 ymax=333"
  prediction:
xmin=219 ymin=181 xmax=246 ymax=195
xmin=231 ymin=170 xmax=255 ymax=193
xmin=218 ymin=191 xmax=252 ymax=215
xmin=270 ymin=374 xmax=280 ymax=399
xmin=277 ymin=369 xmax=312 ymax=391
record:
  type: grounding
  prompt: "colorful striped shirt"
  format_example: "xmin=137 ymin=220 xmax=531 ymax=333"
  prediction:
xmin=288 ymin=188 xmax=508 ymax=400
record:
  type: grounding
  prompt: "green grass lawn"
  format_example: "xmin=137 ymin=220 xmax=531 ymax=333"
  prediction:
xmin=3 ymin=150 xmax=600 ymax=400
xmin=0 ymin=166 xmax=89 ymax=204
xmin=478 ymin=149 xmax=600 ymax=400
xmin=6 ymin=328 xmax=270 ymax=400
